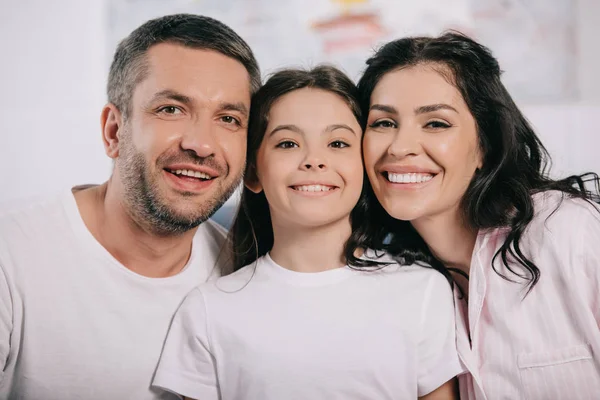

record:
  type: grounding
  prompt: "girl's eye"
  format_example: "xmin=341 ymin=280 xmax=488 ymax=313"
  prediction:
xmin=221 ymin=115 xmax=241 ymax=126
xmin=424 ymin=120 xmax=452 ymax=129
xmin=276 ymin=140 xmax=298 ymax=149
xmin=157 ymin=106 xmax=183 ymax=115
xmin=368 ymin=119 xmax=397 ymax=129
xmin=329 ymin=140 xmax=350 ymax=149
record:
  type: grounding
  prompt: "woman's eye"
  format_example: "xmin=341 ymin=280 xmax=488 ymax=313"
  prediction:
xmin=425 ymin=120 xmax=451 ymax=129
xmin=329 ymin=140 xmax=350 ymax=149
xmin=276 ymin=141 xmax=298 ymax=149
xmin=221 ymin=115 xmax=241 ymax=126
xmin=157 ymin=106 xmax=183 ymax=115
xmin=369 ymin=119 xmax=397 ymax=129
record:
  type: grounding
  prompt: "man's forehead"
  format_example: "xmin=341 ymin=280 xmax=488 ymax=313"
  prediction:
xmin=134 ymin=43 xmax=252 ymax=105
xmin=145 ymin=43 xmax=248 ymax=77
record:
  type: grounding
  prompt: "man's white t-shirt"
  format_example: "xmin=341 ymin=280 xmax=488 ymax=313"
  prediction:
xmin=153 ymin=253 xmax=463 ymax=399
xmin=0 ymin=190 xmax=227 ymax=399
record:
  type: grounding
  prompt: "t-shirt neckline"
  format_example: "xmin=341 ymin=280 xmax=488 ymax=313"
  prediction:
xmin=260 ymin=253 xmax=355 ymax=287
xmin=62 ymin=187 xmax=198 ymax=283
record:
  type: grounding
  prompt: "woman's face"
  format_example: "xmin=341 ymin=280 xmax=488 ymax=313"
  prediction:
xmin=248 ymin=88 xmax=364 ymax=229
xmin=363 ymin=64 xmax=482 ymax=225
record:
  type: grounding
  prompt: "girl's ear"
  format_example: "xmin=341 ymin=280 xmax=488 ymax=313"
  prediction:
xmin=245 ymin=164 xmax=263 ymax=194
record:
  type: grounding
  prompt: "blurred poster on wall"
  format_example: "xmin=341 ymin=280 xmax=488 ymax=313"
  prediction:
xmin=468 ymin=0 xmax=577 ymax=103
xmin=108 ymin=0 xmax=577 ymax=104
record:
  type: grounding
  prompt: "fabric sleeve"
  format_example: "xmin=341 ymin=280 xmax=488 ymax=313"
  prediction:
xmin=417 ymin=272 xmax=465 ymax=397
xmin=152 ymin=288 xmax=219 ymax=400
xmin=0 ymin=262 xmax=12 ymax=381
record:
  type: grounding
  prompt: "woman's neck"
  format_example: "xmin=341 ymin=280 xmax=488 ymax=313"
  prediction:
xmin=412 ymin=209 xmax=478 ymax=276
xmin=269 ymin=216 xmax=352 ymax=273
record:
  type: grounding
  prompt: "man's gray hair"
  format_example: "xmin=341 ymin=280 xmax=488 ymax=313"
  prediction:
xmin=107 ymin=14 xmax=261 ymax=119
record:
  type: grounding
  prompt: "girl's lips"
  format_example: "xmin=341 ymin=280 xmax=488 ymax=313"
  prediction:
xmin=290 ymin=183 xmax=338 ymax=192
xmin=288 ymin=185 xmax=339 ymax=197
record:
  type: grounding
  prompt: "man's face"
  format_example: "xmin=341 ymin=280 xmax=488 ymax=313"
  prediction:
xmin=114 ymin=43 xmax=251 ymax=235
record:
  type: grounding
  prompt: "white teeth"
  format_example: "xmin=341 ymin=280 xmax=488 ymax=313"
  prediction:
xmin=171 ymin=169 xmax=211 ymax=180
xmin=387 ymin=173 xmax=433 ymax=184
xmin=293 ymin=184 xmax=334 ymax=192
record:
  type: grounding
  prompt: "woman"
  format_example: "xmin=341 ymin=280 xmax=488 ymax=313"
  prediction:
xmin=358 ymin=32 xmax=600 ymax=400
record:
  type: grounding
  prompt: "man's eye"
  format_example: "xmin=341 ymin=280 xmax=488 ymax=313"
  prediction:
xmin=221 ymin=116 xmax=241 ymax=125
xmin=157 ymin=106 xmax=182 ymax=115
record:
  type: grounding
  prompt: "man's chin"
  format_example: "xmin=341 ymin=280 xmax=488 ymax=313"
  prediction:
xmin=161 ymin=198 xmax=223 ymax=222
xmin=153 ymin=179 xmax=237 ymax=223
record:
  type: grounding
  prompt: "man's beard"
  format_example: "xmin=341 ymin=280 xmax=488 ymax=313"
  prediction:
xmin=117 ymin=130 xmax=242 ymax=236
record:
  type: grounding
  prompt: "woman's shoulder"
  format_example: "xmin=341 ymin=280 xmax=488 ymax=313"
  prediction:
xmin=531 ymin=190 xmax=600 ymax=230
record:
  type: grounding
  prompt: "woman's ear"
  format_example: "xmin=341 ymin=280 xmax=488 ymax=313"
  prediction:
xmin=244 ymin=165 xmax=263 ymax=194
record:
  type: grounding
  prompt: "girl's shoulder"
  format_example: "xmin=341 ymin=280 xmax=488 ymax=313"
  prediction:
xmin=199 ymin=258 xmax=266 ymax=295
xmin=360 ymin=249 xmax=451 ymax=286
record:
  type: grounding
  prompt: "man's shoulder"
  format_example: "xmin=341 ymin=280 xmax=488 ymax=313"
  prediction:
xmin=194 ymin=218 xmax=229 ymax=251
xmin=197 ymin=218 xmax=228 ymax=239
xmin=0 ymin=192 xmax=75 ymax=278
xmin=192 ymin=219 xmax=231 ymax=278
xmin=0 ymin=192 xmax=71 ymax=237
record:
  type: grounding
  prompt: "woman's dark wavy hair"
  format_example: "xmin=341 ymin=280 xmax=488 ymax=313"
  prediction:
xmin=228 ymin=65 xmax=381 ymax=274
xmin=357 ymin=31 xmax=600 ymax=292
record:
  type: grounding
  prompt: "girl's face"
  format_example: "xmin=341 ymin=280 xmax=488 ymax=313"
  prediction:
xmin=248 ymin=88 xmax=363 ymax=229
xmin=363 ymin=64 xmax=482 ymax=225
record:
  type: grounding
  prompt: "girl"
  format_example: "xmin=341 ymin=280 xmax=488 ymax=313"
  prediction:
xmin=358 ymin=32 xmax=600 ymax=400
xmin=152 ymin=66 xmax=463 ymax=399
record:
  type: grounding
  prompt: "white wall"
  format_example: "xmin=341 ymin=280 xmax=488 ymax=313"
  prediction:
xmin=577 ymin=0 xmax=600 ymax=103
xmin=0 ymin=0 xmax=599 ymax=209
xmin=0 ymin=0 xmax=109 ymax=207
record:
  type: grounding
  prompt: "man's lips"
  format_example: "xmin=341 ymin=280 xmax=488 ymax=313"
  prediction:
xmin=164 ymin=163 xmax=220 ymax=180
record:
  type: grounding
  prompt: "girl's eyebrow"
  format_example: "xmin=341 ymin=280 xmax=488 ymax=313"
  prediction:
xmin=326 ymin=124 xmax=356 ymax=136
xmin=268 ymin=124 xmax=302 ymax=137
xmin=268 ymin=123 xmax=356 ymax=137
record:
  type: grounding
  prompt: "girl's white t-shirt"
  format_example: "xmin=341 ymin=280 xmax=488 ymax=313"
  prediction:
xmin=153 ymin=253 xmax=463 ymax=400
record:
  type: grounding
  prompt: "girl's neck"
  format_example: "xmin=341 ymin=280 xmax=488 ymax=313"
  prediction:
xmin=269 ymin=216 xmax=352 ymax=273
xmin=411 ymin=208 xmax=478 ymax=277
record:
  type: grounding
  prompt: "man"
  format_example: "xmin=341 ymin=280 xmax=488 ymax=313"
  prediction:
xmin=0 ymin=14 xmax=260 ymax=399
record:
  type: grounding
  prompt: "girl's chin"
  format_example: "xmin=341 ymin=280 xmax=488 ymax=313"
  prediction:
xmin=276 ymin=213 xmax=353 ymax=229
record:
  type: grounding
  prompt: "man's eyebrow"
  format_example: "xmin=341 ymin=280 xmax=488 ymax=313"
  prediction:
xmin=149 ymin=89 xmax=193 ymax=105
xmin=218 ymin=102 xmax=249 ymax=117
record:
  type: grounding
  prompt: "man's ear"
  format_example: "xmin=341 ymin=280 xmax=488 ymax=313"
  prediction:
xmin=101 ymin=103 xmax=124 ymax=159
xmin=244 ymin=165 xmax=263 ymax=194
